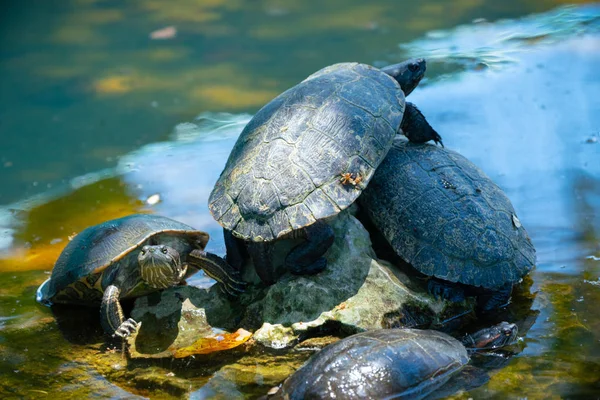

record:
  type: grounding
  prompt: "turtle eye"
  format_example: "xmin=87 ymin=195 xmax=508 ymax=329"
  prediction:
xmin=161 ymin=247 xmax=168 ymax=254
xmin=408 ymin=62 xmax=420 ymax=72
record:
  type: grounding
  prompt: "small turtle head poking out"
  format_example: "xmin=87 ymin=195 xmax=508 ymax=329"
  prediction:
xmin=138 ymin=245 xmax=184 ymax=288
xmin=464 ymin=321 xmax=518 ymax=351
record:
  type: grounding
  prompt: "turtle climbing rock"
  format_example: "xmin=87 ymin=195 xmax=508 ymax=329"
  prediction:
xmin=269 ymin=322 xmax=518 ymax=400
xmin=209 ymin=59 xmax=441 ymax=284
xmin=359 ymin=139 xmax=536 ymax=312
xmin=36 ymin=214 xmax=245 ymax=338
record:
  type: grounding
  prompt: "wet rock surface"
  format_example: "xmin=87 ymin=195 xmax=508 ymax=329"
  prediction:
xmin=126 ymin=285 xmax=251 ymax=359
xmin=248 ymin=210 xmax=475 ymax=348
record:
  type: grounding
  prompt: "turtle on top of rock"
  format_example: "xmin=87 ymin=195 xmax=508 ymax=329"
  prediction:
xmin=209 ymin=58 xmax=442 ymax=285
xmin=359 ymin=139 xmax=536 ymax=313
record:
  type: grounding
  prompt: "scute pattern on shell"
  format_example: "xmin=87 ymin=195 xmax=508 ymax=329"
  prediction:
xmin=209 ymin=63 xmax=406 ymax=241
xmin=276 ymin=329 xmax=469 ymax=400
xmin=46 ymin=214 xmax=208 ymax=300
xmin=360 ymin=140 xmax=536 ymax=289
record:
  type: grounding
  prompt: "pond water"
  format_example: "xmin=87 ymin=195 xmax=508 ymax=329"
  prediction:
xmin=1 ymin=1 xmax=600 ymax=399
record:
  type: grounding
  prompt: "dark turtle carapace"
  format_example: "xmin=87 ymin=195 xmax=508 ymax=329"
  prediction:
xmin=270 ymin=322 xmax=518 ymax=400
xmin=36 ymin=214 xmax=245 ymax=338
xmin=359 ymin=140 xmax=536 ymax=312
xmin=209 ymin=59 xmax=441 ymax=284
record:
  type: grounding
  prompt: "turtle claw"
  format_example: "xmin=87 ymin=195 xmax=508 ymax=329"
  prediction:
xmin=432 ymin=130 xmax=444 ymax=148
xmin=401 ymin=102 xmax=443 ymax=147
xmin=113 ymin=318 xmax=138 ymax=338
xmin=290 ymin=257 xmax=327 ymax=275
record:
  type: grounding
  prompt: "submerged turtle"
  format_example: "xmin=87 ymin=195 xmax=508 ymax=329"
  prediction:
xmin=359 ymin=139 xmax=536 ymax=312
xmin=209 ymin=59 xmax=441 ymax=284
xmin=36 ymin=214 xmax=245 ymax=338
xmin=269 ymin=322 xmax=518 ymax=400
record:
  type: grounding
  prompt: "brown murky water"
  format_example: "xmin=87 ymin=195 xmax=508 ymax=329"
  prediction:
xmin=1 ymin=1 xmax=599 ymax=398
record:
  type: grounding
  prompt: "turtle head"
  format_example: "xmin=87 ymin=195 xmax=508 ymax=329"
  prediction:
xmin=138 ymin=245 xmax=185 ymax=289
xmin=380 ymin=58 xmax=426 ymax=96
xmin=462 ymin=321 xmax=518 ymax=352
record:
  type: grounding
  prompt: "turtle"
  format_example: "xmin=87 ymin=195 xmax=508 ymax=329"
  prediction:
xmin=209 ymin=58 xmax=442 ymax=284
xmin=358 ymin=139 xmax=536 ymax=313
xmin=36 ymin=214 xmax=245 ymax=338
xmin=268 ymin=322 xmax=518 ymax=400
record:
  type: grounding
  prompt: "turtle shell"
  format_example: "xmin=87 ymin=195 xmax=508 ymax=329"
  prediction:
xmin=42 ymin=214 xmax=208 ymax=303
xmin=209 ymin=62 xmax=406 ymax=242
xmin=360 ymin=139 xmax=536 ymax=289
xmin=274 ymin=329 xmax=469 ymax=400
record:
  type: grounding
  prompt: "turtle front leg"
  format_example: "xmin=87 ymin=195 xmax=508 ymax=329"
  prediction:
xmin=188 ymin=249 xmax=246 ymax=296
xmin=223 ymin=228 xmax=247 ymax=272
xmin=427 ymin=278 xmax=466 ymax=303
xmin=475 ymin=284 xmax=513 ymax=314
xmin=286 ymin=220 xmax=335 ymax=275
xmin=400 ymin=102 xmax=443 ymax=147
xmin=100 ymin=285 xmax=138 ymax=338
xmin=247 ymin=242 xmax=277 ymax=285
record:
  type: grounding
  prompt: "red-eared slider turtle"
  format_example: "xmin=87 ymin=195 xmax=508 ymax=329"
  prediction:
xmin=209 ymin=59 xmax=442 ymax=284
xmin=36 ymin=214 xmax=245 ymax=338
xmin=359 ymin=140 xmax=536 ymax=312
xmin=269 ymin=322 xmax=518 ymax=400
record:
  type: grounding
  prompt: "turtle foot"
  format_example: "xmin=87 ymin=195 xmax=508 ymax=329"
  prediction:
xmin=428 ymin=279 xmax=466 ymax=303
xmin=290 ymin=257 xmax=327 ymax=275
xmin=430 ymin=130 xmax=444 ymax=147
xmin=401 ymin=102 xmax=443 ymax=147
xmin=285 ymin=221 xmax=334 ymax=276
xmin=475 ymin=284 xmax=512 ymax=314
xmin=113 ymin=318 xmax=139 ymax=338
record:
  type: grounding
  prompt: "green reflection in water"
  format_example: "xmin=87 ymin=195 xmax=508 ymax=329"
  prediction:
xmin=0 ymin=0 xmax=594 ymax=204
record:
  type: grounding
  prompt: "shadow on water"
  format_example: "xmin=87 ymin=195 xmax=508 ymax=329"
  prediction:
xmin=0 ymin=3 xmax=600 ymax=399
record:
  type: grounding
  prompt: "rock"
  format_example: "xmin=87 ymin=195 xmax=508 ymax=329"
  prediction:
xmin=126 ymin=285 xmax=251 ymax=359
xmin=253 ymin=323 xmax=296 ymax=349
xmin=245 ymin=209 xmax=475 ymax=348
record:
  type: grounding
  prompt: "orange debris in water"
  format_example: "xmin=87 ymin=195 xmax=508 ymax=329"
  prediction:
xmin=171 ymin=328 xmax=252 ymax=358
